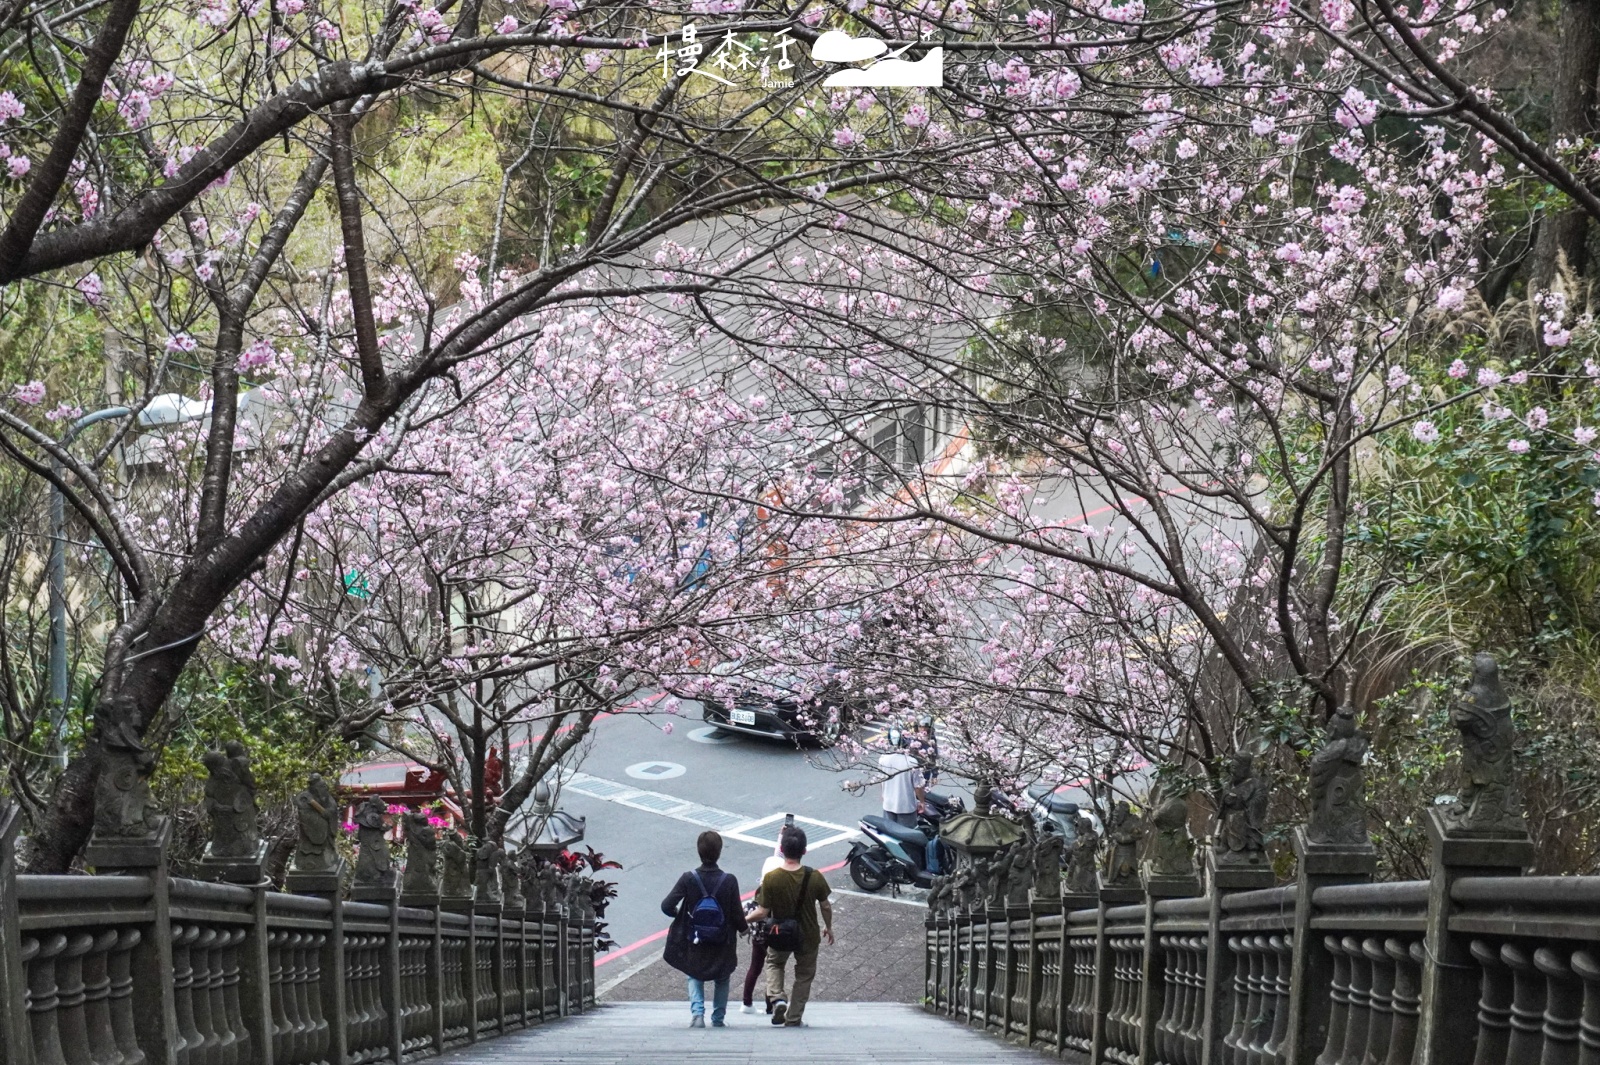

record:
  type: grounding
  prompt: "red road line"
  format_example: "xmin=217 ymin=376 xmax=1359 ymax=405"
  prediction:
xmin=595 ymin=858 xmax=850 ymax=968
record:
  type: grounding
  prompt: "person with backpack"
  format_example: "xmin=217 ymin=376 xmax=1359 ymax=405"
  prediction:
xmin=746 ymin=826 xmax=835 ymax=1027
xmin=661 ymin=830 xmax=747 ymax=1028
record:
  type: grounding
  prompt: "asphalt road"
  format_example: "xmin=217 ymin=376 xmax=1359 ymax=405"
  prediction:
xmin=559 ymin=706 xmax=925 ymax=954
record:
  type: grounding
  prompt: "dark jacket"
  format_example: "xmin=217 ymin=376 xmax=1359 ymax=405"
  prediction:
xmin=661 ymin=862 xmax=747 ymax=981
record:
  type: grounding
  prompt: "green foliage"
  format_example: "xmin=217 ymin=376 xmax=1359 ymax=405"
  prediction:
xmin=1344 ymin=340 xmax=1600 ymax=875
xmin=150 ymin=661 xmax=358 ymax=864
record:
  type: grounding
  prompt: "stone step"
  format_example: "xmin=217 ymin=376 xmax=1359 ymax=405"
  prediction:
xmin=436 ymin=1001 xmax=1055 ymax=1063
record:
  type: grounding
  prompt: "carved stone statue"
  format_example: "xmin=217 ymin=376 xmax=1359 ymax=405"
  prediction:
xmin=1217 ymin=752 xmax=1269 ymax=863
xmin=953 ymin=864 xmax=978 ymax=912
xmin=291 ymin=773 xmax=341 ymax=873
xmin=1003 ymin=841 xmax=1033 ymax=907
xmin=1032 ymin=830 xmax=1065 ymax=901
xmin=1104 ymin=801 xmax=1142 ymax=886
xmin=1066 ymin=813 xmax=1100 ymax=894
xmin=499 ymin=846 xmax=525 ymax=909
xmin=352 ymin=796 xmax=395 ymax=887
xmin=975 ymin=855 xmax=1004 ymax=909
xmin=577 ymin=876 xmax=595 ymax=918
xmin=1145 ymin=792 xmax=1195 ymax=877
xmin=1442 ymin=653 xmax=1524 ymax=835
xmin=1308 ymin=706 xmax=1370 ymax=845
xmin=439 ymin=831 xmax=472 ymax=898
xmin=474 ymin=839 xmax=503 ymax=904
xmin=94 ymin=721 xmax=160 ymax=839
xmin=526 ymin=859 xmax=557 ymax=909
xmin=927 ymin=875 xmax=949 ymax=914
xmin=202 ymin=743 xmax=260 ymax=859
xmin=402 ymin=811 xmax=439 ymax=896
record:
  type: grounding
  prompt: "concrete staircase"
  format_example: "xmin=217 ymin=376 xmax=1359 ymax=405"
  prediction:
xmin=433 ymin=1001 xmax=1051 ymax=1063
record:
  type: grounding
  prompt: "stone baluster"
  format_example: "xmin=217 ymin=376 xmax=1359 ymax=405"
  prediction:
xmin=1469 ymin=939 xmax=1514 ymax=1065
xmin=1314 ymin=936 xmax=1352 ymax=1065
xmin=1338 ymin=934 xmax=1375 ymax=1065
xmin=1361 ymin=938 xmax=1396 ymax=1064
xmin=1535 ymin=946 xmax=1582 ymax=1065
xmin=107 ymin=928 xmax=146 ymax=1065
xmin=27 ymin=933 xmax=69 ymax=1065
xmin=81 ymin=929 xmax=120 ymax=1065
xmin=1385 ymin=940 xmax=1424 ymax=1065
xmin=53 ymin=932 xmax=93 ymax=1065
xmin=1570 ymin=950 xmax=1600 ymax=1065
xmin=1502 ymin=942 xmax=1547 ymax=1065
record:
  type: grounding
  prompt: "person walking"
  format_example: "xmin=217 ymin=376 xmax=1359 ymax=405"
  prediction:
xmin=741 ymin=816 xmax=794 ymax=1014
xmin=748 ymin=827 xmax=834 ymax=1028
xmin=661 ymin=830 xmax=747 ymax=1028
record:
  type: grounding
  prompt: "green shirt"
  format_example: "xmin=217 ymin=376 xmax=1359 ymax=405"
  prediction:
xmin=758 ymin=865 xmax=832 ymax=953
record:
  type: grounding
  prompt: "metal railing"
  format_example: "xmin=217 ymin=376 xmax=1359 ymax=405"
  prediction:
xmin=0 ymin=803 xmax=597 ymax=1065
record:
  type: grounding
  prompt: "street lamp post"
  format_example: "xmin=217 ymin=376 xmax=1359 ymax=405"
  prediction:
xmin=46 ymin=394 xmax=214 ymax=765
xmin=47 ymin=406 xmax=131 ymax=764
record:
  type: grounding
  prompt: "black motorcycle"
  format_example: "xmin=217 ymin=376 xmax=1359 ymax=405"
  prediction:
xmin=846 ymin=790 xmax=963 ymax=893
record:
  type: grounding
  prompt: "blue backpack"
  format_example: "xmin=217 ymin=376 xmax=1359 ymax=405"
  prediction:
xmin=689 ymin=871 xmax=727 ymax=946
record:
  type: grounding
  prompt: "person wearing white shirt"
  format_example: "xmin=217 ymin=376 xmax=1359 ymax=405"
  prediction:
xmin=878 ymin=747 xmax=924 ymax=828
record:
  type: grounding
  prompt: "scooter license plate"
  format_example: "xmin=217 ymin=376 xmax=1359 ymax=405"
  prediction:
xmin=730 ymin=709 xmax=757 ymax=725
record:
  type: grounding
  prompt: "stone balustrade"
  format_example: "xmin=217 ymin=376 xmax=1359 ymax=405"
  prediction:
xmin=923 ymin=820 xmax=1588 ymax=1065
xmin=0 ymin=802 xmax=597 ymax=1065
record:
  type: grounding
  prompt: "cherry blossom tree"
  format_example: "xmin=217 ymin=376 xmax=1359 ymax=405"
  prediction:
xmin=5 ymin=0 xmax=1599 ymax=873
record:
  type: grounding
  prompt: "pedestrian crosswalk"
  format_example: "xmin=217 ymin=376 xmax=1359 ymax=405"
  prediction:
xmin=561 ymin=772 xmax=856 ymax=850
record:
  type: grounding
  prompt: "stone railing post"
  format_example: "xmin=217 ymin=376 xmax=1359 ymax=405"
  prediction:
xmin=1413 ymin=809 xmax=1533 ymax=1065
xmin=556 ymin=904 xmax=570 ymax=1017
xmin=245 ymin=880 xmax=273 ymax=1065
xmin=1139 ymin=862 xmax=1201 ymax=1065
xmin=287 ymin=861 xmax=348 ymax=1065
xmin=0 ymin=800 xmax=32 ymax=1065
xmin=1201 ymin=849 xmax=1274 ymax=1065
xmin=1025 ymin=896 xmax=1061 ymax=1048
xmin=89 ymin=818 xmax=180 ymax=1065
xmin=401 ymin=888 xmax=445 ymax=1056
xmin=347 ymin=882 xmax=402 ymax=1065
xmin=443 ymin=897 xmax=478 ymax=1041
xmin=1056 ymin=891 xmax=1095 ymax=1056
xmin=1284 ymin=827 xmax=1375 ymax=1065
xmin=1088 ymin=874 xmax=1142 ymax=1064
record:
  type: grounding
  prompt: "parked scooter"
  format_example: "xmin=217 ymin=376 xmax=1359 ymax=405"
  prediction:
xmin=847 ymin=789 xmax=962 ymax=893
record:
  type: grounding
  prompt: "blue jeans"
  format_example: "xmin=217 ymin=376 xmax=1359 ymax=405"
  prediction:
xmin=687 ymin=975 xmax=730 ymax=1024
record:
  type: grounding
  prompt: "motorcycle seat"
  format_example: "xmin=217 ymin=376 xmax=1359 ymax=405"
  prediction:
xmin=863 ymin=814 xmax=932 ymax=845
xmin=925 ymin=789 xmax=952 ymax=807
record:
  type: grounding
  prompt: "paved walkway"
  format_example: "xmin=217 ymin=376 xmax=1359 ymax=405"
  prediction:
xmin=601 ymin=868 xmax=932 ymax=1004
xmin=435 ymin=1002 xmax=1055 ymax=1063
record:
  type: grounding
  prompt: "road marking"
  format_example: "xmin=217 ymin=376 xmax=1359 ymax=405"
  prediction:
xmin=561 ymin=772 xmax=857 ymax=848
xmin=687 ymin=726 xmax=741 ymax=745
xmin=596 ymin=950 xmax=665 ymax=995
xmin=625 ymin=760 xmax=686 ymax=780
xmin=831 ymin=886 xmax=929 ymax=908
xmin=722 ymin=811 xmax=856 ymax=852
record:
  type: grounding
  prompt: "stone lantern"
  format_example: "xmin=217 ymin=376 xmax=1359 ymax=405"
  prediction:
xmin=939 ymin=782 xmax=1024 ymax=868
xmin=520 ymin=782 xmax=586 ymax=859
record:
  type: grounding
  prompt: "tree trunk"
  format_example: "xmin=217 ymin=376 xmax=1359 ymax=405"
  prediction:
xmin=1532 ymin=0 xmax=1600 ymax=289
xmin=22 ymin=742 xmax=101 ymax=872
